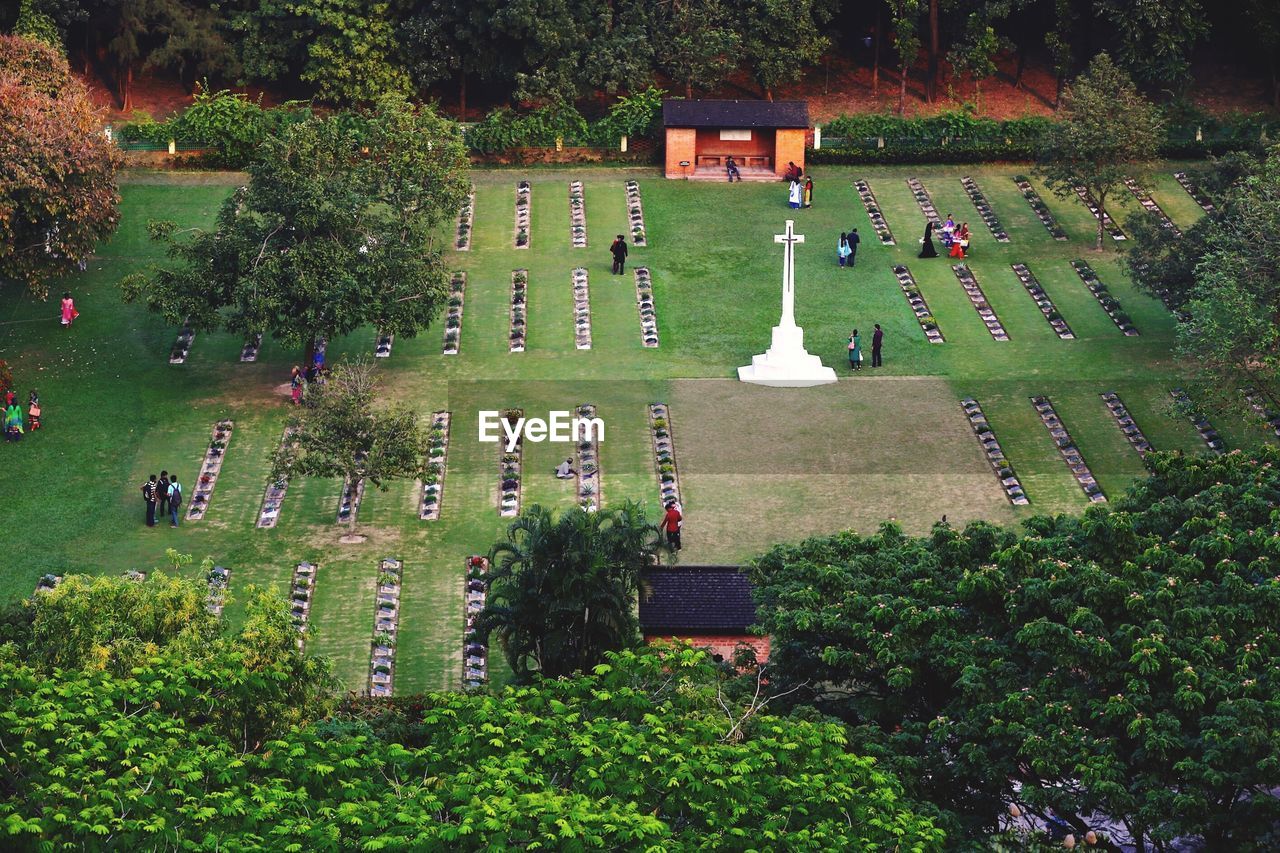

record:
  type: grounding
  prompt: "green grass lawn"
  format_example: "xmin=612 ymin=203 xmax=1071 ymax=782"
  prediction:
xmin=0 ymin=161 xmax=1269 ymax=694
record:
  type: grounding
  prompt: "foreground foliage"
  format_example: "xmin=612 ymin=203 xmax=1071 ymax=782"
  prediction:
xmin=0 ymin=630 xmax=942 ymax=849
xmin=751 ymin=448 xmax=1280 ymax=849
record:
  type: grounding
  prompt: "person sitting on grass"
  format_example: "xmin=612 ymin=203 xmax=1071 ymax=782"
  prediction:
xmin=726 ymin=155 xmax=741 ymax=182
xmin=554 ymin=458 xmax=576 ymax=479
xmin=4 ymin=402 xmax=23 ymax=442
xmin=783 ymin=161 xmax=802 ymax=183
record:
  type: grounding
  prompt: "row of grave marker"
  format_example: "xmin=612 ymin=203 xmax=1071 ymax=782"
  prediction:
xmin=966 ymin=389 xmax=1229 ymax=505
xmin=505 ymin=180 xmax=648 ymax=250
xmin=169 ymin=172 xmax=1211 ymax=365
xmin=849 ymin=173 xmax=1207 ymax=246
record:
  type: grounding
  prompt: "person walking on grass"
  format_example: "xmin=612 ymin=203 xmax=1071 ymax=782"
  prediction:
xmin=663 ymin=500 xmax=683 ymax=550
xmin=142 ymin=474 xmax=158 ymax=527
xmin=872 ymin=323 xmax=883 ymax=367
xmin=837 ymin=232 xmax=851 ymax=268
xmin=60 ymin=292 xmax=77 ymax=328
xmin=610 ymin=234 xmax=628 ymax=275
xmin=803 ymin=176 xmax=814 ymax=208
xmin=848 ymin=329 xmax=863 ymax=371
xmin=168 ymin=475 xmax=182 ymax=527
xmin=846 ymin=228 xmax=860 ymax=267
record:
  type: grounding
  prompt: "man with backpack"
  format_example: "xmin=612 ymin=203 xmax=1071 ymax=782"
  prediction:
xmin=167 ymin=475 xmax=182 ymax=527
xmin=142 ymin=475 xmax=157 ymax=527
xmin=157 ymin=471 xmax=170 ymax=519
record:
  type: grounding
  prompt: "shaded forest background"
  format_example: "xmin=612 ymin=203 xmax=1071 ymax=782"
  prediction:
xmin=4 ymin=0 xmax=1278 ymax=124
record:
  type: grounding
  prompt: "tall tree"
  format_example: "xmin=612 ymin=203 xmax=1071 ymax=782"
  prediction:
xmin=289 ymin=0 xmax=412 ymax=103
xmin=654 ymin=0 xmax=741 ymax=99
xmin=1036 ymin=52 xmax=1163 ymax=249
xmin=1245 ymin=0 xmax=1280 ymax=108
xmin=1094 ymin=0 xmax=1208 ymax=89
xmin=91 ymin=0 xmax=232 ymax=110
xmin=1044 ymin=0 xmax=1076 ymax=108
xmin=0 ymin=35 xmax=121 ymax=300
xmin=739 ymin=0 xmax=831 ymax=100
xmin=476 ymin=502 xmax=662 ymax=681
xmin=121 ymin=95 xmax=469 ymax=349
xmin=271 ymin=358 xmax=424 ymax=534
xmin=887 ymin=0 xmax=922 ymax=115
xmin=1172 ymin=146 xmax=1280 ymax=405
xmin=947 ymin=10 xmax=1002 ymax=112
xmin=751 ymin=448 xmax=1280 ymax=848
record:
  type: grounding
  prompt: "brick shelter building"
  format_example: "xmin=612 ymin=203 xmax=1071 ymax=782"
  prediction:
xmin=639 ymin=565 xmax=770 ymax=664
xmin=662 ymin=100 xmax=809 ymax=181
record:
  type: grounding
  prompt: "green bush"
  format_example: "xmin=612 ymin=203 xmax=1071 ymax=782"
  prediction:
xmin=117 ymin=88 xmax=313 ymax=168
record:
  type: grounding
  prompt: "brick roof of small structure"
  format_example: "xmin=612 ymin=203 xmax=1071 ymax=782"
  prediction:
xmin=639 ymin=566 xmax=758 ymax=634
xmin=662 ymin=99 xmax=809 ymax=129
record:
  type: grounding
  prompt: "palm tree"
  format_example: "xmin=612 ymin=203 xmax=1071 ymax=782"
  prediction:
xmin=475 ymin=501 xmax=663 ymax=682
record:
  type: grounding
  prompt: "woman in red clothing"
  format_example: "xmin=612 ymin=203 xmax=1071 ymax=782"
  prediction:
xmin=60 ymin=292 xmax=77 ymax=328
xmin=950 ymin=224 xmax=971 ymax=259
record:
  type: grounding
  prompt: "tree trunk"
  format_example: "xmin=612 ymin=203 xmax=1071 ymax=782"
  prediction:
xmin=120 ymin=64 xmax=133 ymax=112
xmin=1095 ymin=192 xmax=1107 ymax=251
xmin=685 ymin=80 xmax=693 ymax=99
xmin=927 ymin=0 xmax=940 ymax=102
xmin=872 ymin=7 xmax=882 ymax=96
xmin=898 ymin=63 xmax=908 ymax=115
xmin=459 ymin=72 xmax=466 ymax=122
xmin=1013 ymin=46 xmax=1026 ymax=89
xmin=764 ymin=85 xmax=774 ymax=101
xmin=1054 ymin=71 xmax=1065 ymax=109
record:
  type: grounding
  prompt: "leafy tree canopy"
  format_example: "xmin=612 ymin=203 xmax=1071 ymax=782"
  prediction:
xmin=1036 ymin=52 xmax=1164 ymax=249
xmin=0 ymin=634 xmax=943 ymax=849
xmin=0 ymin=34 xmax=121 ymax=300
xmin=271 ymin=358 xmax=424 ymax=532
xmin=751 ymin=448 xmax=1280 ymax=849
xmin=477 ymin=501 xmax=663 ymax=682
xmin=121 ymin=94 xmax=469 ymax=349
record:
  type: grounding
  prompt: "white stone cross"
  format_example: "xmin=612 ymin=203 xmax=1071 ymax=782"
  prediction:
xmin=775 ymin=219 xmax=804 ymax=327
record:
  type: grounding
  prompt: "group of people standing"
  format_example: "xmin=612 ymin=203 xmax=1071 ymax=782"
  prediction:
xmin=847 ymin=324 xmax=884 ymax=371
xmin=3 ymin=388 xmax=40 ymax=442
xmin=140 ymin=471 xmax=182 ymax=527
xmin=919 ymin=215 xmax=970 ymax=259
xmin=289 ymin=350 xmax=328 ymax=405
xmin=837 ymin=228 xmax=861 ymax=267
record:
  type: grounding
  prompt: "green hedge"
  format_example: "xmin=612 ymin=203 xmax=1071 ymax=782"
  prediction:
xmin=812 ymin=108 xmax=1280 ymax=165
xmin=464 ymin=87 xmax=665 ymax=153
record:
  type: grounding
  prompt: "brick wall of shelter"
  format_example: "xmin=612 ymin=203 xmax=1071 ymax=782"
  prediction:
xmin=665 ymin=128 xmax=697 ymax=178
xmin=774 ymin=128 xmax=807 ymax=177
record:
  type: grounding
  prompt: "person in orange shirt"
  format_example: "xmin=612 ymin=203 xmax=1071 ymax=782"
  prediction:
xmin=662 ymin=501 xmax=683 ymax=550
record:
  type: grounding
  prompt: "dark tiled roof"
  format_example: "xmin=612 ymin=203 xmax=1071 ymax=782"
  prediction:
xmin=662 ymin=99 xmax=809 ymax=129
xmin=639 ymin=566 xmax=758 ymax=634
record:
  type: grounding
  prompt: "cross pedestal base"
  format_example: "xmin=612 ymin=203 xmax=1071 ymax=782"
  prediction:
xmin=737 ymin=322 xmax=838 ymax=387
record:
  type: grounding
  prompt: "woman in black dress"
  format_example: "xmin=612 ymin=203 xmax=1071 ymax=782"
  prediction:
xmin=919 ymin=221 xmax=938 ymax=258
